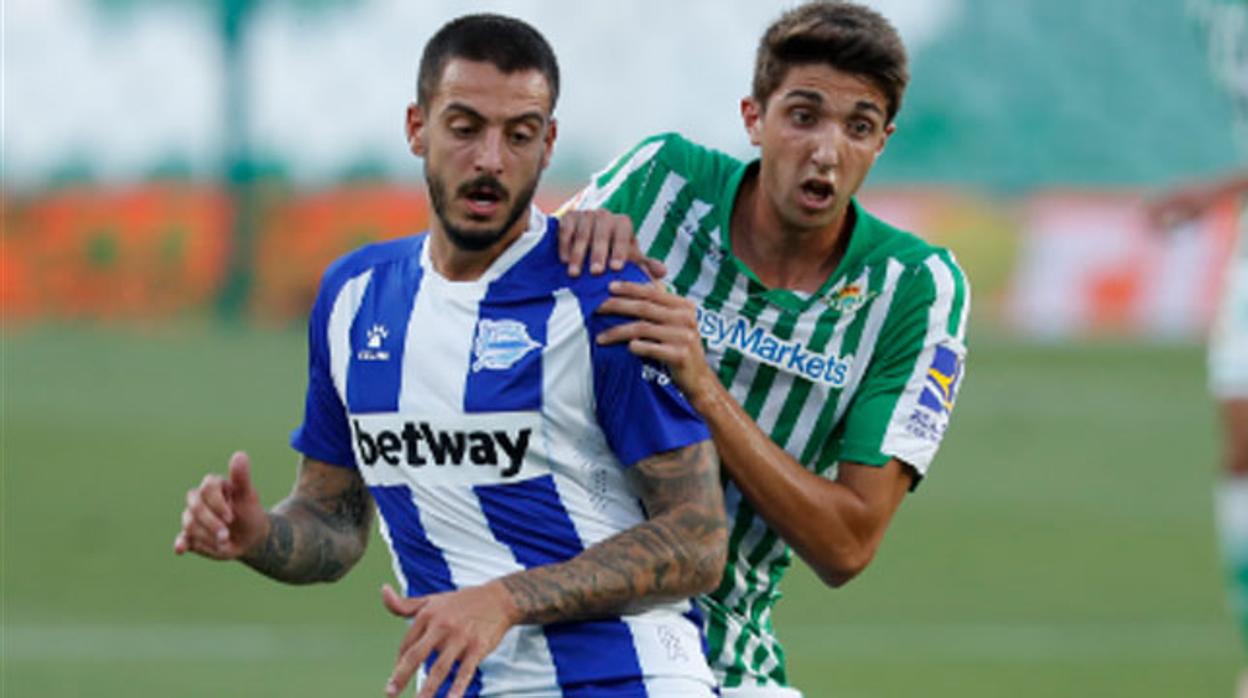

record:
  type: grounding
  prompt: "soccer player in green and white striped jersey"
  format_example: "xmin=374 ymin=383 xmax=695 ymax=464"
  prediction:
xmin=559 ymin=3 xmax=969 ymax=696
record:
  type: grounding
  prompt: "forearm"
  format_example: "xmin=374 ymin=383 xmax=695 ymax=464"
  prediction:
xmin=240 ymin=494 xmax=370 ymax=585
xmin=690 ymin=381 xmax=880 ymax=584
xmin=500 ymin=442 xmax=726 ymax=625
xmin=500 ymin=506 xmax=725 ymax=625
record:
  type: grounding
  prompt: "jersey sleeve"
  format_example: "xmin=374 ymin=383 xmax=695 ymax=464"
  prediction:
xmin=560 ymin=134 xmax=672 ymax=222
xmin=582 ymin=266 xmax=712 ymax=468
xmin=837 ymin=250 xmax=970 ymax=479
xmin=289 ymin=264 xmax=358 ymax=469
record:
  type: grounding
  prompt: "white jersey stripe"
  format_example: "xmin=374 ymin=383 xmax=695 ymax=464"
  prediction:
xmin=880 ymin=255 xmax=964 ymax=475
xmin=327 ymin=269 xmax=372 ymax=401
xmin=576 ymin=140 xmax=666 ymax=212
xmin=831 ymin=260 xmax=906 ymax=426
xmin=636 ymin=172 xmax=687 ymax=252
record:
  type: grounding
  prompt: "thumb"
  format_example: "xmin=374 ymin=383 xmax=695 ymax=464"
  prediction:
xmin=642 ymin=257 xmax=667 ymax=281
xmin=228 ymin=451 xmax=254 ymax=498
xmin=381 ymin=583 xmax=417 ymax=617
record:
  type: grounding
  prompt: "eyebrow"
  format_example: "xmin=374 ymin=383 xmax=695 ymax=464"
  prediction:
xmin=780 ymin=90 xmax=885 ymax=118
xmin=442 ymin=102 xmax=547 ymax=127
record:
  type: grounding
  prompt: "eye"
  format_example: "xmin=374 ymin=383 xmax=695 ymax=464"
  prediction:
xmin=848 ymin=118 xmax=876 ymax=138
xmin=509 ymin=129 xmax=535 ymax=146
xmin=448 ymin=119 xmax=479 ymax=138
xmin=789 ymin=108 xmax=817 ymax=127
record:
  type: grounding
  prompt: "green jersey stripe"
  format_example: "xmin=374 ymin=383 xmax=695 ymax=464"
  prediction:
xmin=576 ymin=139 xmax=665 ymax=211
xmin=635 ymin=172 xmax=687 ymax=252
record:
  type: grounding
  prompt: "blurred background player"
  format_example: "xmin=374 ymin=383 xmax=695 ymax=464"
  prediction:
xmin=1153 ymin=173 xmax=1248 ymax=698
xmin=561 ymin=2 xmax=968 ymax=695
xmin=174 ymin=13 xmax=727 ymax=698
xmin=1149 ymin=1 xmax=1248 ymax=694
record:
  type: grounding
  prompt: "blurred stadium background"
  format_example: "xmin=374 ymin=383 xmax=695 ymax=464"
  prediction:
xmin=3 ymin=0 xmax=1241 ymax=695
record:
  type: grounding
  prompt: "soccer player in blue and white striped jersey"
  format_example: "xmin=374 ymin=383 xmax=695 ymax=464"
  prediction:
xmin=174 ymin=14 xmax=727 ymax=698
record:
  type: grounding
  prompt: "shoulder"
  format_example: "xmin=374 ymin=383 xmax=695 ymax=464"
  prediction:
xmin=318 ymin=234 xmax=425 ymax=297
xmin=858 ymin=206 xmax=968 ymax=293
xmin=489 ymin=220 xmax=649 ymax=305
xmin=594 ymin=132 xmax=743 ymax=186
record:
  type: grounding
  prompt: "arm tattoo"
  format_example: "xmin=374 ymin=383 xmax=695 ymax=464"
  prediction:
xmin=501 ymin=441 xmax=727 ymax=625
xmin=241 ymin=458 xmax=373 ymax=584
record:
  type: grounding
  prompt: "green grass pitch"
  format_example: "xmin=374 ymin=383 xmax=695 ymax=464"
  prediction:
xmin=2 ymin=326 xmax=1238 ymax=696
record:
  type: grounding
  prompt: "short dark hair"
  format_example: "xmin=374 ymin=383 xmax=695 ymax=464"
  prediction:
xmin=417 ymin=13 xmax=560 ymax=112
xmin=753 ymin=1 xmax=909 ymax=123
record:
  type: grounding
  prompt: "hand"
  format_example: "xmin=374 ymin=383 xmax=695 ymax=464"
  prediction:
xmin=381 ymin=582 xmax=518 ymax=698
xmin=172 ymin=451 xmax=269 ymax=560
xmin=596 ymin=280 xmax=717 ymax=400
xmin=557 ymin=209 xmax=666 ymax=279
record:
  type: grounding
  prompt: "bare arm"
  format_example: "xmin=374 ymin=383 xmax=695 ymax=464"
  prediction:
xmin=597 ymin=281 xmax=912 ymax=587
xmin=174 ymin=452 xmax=373 ymax=585
xmin=500 ymin=439 xmax=727 ymax=623
xmin=382 ymin=440 xmax=726 ymax=698
xmin=240 ymin=457 xmax=373 ymax=584
xmin=687 ymin=380 xmax=912 ymax=587
xmin=1148 ymin=170 xmax=1248 ymax=229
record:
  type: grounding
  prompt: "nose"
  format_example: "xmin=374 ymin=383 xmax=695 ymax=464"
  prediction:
xmin=474 ymin=128 xmax=505 ymax=175
xmin=810 ymin=126 xmax=841 ymax=172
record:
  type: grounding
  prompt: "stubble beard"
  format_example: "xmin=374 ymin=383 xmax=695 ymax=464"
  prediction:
xmin=426 ymin=169 xmax=539 ymax=252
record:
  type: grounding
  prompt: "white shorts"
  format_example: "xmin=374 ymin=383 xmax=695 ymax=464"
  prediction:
xmin=1210 ymin=218 xmax=1248 ymax=399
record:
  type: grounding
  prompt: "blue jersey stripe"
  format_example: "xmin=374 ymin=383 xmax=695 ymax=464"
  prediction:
xmin=370 ymin=486 xmax=485 ymax=698
xmin=369 ymin=485 xmax=454 ymax=596
xmin=347 ymin=247 xmax=425 ymax=413
xmin=475 ymin=476 xmax=647 ymax=695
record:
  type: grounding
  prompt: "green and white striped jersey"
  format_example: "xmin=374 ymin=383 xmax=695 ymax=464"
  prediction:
xmin=568 ymin=132 xmax=970 ymax=692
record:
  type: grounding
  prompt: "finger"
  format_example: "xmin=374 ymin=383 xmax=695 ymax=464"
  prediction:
xmin=382 ymin=584 xmax=425 ymax=618
xmin=183 ymin=528 xmax=232 ymax=559
xmin=228 ymin=451 xmax=253 ymax=499
xmin=173 ymin=531 xmax=189 ymax=555
xmin=446 ymin=647 xmax=486 ymax=698
xmin=597 ymin=296 xmax=674 ymax=323
xmin=565 ymin=217 xmax=592 ymax=277
xmin=628 ymin=338 xmax=686 ymax=365
xmin=557 ymin=211 xmax=583 ymax=264
xmin=606 ymin=228 xmax=636 ymax=271
xmin=641 ymin=256 xmax=668 ymax=280
xmin=587 ymin=216 xmax=613 ymax=275
xmin=198 ymin=480 xmax=234 ymax=526
xmin=608 ymin=280 xmax=677 ymax=304
xmin=187 ymin=488 xmax=230 ymax=544
xmin=389 ymin=635 xmax=437 ymax=698
xmin=599 ymin=320 xmax=697 ymax=353
xmin=417 ymin=642 xmax=466 ymax=698
xmin=595 ymin=320 xmax=643 ymax=346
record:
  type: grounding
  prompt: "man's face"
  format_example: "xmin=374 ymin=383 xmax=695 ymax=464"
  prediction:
xmin=743 ymin=63 xmax=895 ymax=233
xmin=407 ymin=59 xmax=556 ymax=251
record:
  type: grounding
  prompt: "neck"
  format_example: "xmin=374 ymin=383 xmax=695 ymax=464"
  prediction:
xmin=729 ymin=173 xmax=852 ymax=294
xmin=428 ymin=210 xmax=532 ymax=281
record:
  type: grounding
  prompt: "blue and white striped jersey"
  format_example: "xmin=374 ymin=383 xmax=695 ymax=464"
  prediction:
xmin=291 ymin=208 xmax=718 ymax=696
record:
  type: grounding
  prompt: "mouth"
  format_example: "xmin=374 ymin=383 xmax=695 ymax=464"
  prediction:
xmin=797 ymin=178 xmax=835 ymax=211
xmin=460 ymin=179 xmax=508 ymax=219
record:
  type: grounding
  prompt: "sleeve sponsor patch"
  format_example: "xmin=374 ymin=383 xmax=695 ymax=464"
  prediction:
xmin=907 ymin=344 xmax=964 ymax=443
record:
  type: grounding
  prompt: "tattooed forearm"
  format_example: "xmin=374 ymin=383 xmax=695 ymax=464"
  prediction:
xmin=240 ymin=458 xmax=373 ymax=585
xmin=501 ymin=441 xmax=726 ymax=625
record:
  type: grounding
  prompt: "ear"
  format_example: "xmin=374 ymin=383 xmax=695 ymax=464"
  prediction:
xmin=876 ymin=122 xmax=896 ymax=156
xmin=741 ymin=97 xmax=764 ymax=147
xmin=405 ymin=102 xmax=426 ymax=157
xmin=540 ymin=117 xmax=558 ymax=170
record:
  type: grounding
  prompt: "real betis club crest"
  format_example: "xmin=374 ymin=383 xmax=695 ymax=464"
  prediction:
xmin=824 ymin=283 xmax=877 ymax=314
